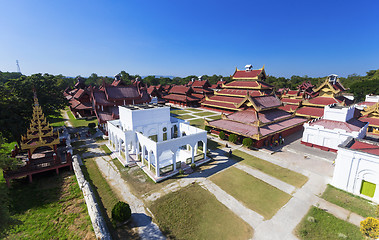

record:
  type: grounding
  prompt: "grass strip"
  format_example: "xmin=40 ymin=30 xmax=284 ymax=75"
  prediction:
xmin=149 ymin=183 xmax=253 ymax=240
xmin=192 ymin=111 xmax=216 ymax=117
xmin=67 ymin=110 xmax=98 ymax=128
xmin=295 ymin=206 xmax=362 ymax=240
xmin=321 ymin=184 xmax=377 ymax=218
xmin=174 ymin=114 xmax=193 ymax=120
xmin=206 ymin=115 xmax=222 ymax=120
xmin=232 ymin=150 xmax=308 ymax=188
xmin=210 ymin=167 xmax=291 ymax=219
xmin=189 ymin=118 xmax=205 ymax=129
xmin=170 ymin=110 xmax=190 ymax=114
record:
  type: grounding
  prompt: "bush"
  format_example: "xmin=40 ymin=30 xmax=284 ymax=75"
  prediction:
xmin=360 ymin=217 xmax=379 ymax=239
xmin=204 ymin=125 xmax=211 ymax=132
xmin=179 ymin=169 xmax=184 ymax=175
xmin=219 ymin=131 xmax=226 ymax=140
xmin=228 ymin=134 xmax=238 ymax=143
xmin=112 ymin=201 xmax=131 ymax=223
xmin=242 ymin=138 xmax=253 ymax=148
xmin=88 ymin=123 xmax=96 ymax=129
xmin=190 ymin=163 xmax=196 ymax=170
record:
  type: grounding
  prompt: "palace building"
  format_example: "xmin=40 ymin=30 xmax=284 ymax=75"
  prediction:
xmin=295 ymin=75 xmax=352 ymax=119
xmin=279 ymin=81 xmax=316 ymax=113
xmin=107 ymin=104 xmax=209 ymax=182
xmin=64 ymin=77 xmax=94 ymax=118
xmin=301 ymin=104 xmax=368 ymax=152
xmin=204 ymin=65 xmax=307 ymax=148
xmin=3 ymin=93 xmax=72 ymax=187
xmin=332 ymin=137 xmax=379 ymax=203
xmin=359 ymin=102 xmax=379 ymax=135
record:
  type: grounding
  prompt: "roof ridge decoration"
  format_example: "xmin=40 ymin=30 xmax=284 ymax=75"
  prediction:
xmin=362 ymin=102 xmax=379 ymax=116
xmin=313 ymin=78 xmax=341 ymax=95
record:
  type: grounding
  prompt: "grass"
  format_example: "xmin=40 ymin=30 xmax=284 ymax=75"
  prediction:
xmin=232 ymin=150 xmax=308 ymax=188
xmin=149 ymin=183 xmax=253 ymax=240
xmin=170 ymin=109 xmax=190 ymax=115
xmin=47 ymin=111 xmax=66 ymax=127
xmin=210 ymin=167 xmax=292 ymax=219
xmin=186 ymin=108 xmax=203 ymax=112
xmin=67 ymin=110 xmax=98 ymax=128
xmin=192 ymin=111 xmax=216 ymax=117
xmin=190 ymin=118 xmax=206 ymax=129
xmin=295 ymin=207 xmax=362 ymax=240
xmin=1 ymin=170 xmax=95 ymax=239
xmin=80 ymin=158 xmax=138 ymax=239
xmin=100 ymin=144 xmax=112 ymax=155
xmin=321 ymin=184 xmax=377 ymax=218
xmin=174 ymin=114 xmax=193 ymax=120
xmin=207 ymin=139 xmax=223 ymax=150
xmin=206 ymin=115 xmax=222 ymax=120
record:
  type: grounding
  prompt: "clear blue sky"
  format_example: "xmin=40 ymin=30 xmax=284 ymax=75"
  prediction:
xmin=1 ymin=0 xmax=378 ymax=78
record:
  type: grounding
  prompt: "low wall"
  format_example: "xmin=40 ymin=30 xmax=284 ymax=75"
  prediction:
xmin=72 ymin=156 xmax=111 ymax=240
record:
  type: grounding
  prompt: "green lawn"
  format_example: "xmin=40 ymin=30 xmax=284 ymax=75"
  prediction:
xmin=295 ymin=207 xmax=362 ymax=240
xmin=67 ymin=110 xmax=98 ymax=128
xmin=170 ymin=109 xmax=190 ymax=115
xmin=149 ymin=183 xmax=253 ymax=240
xmin=321 ymin=184 xmax=377 ymax=218
xmin=186 ymin=108 xmax=203 ymax=112
xmin=47 ymin=110 xmax=66 ymax=127
xmin=232 ymin=150 xmax=308 ymax=188
xmin=175 ymin=114 xmax=193 ymax=120
xmin=190 ymin=118 xmax=206 ymax=129
xmin=100 ymin=144 xmax=112 ymax=155
xmin=192 ymin=111 xmax=216 ymax=117
xmin=81 ymin=158 xmax=138 ymax=239
xmin=0 ymin=171 xmax=94 ymax=239
xmin=207 ymin=139 xmax=223 ymax=150
xmin=206 ymin=115 xmax=222 ymax=120
xmin=210 ymin=167 xmax=292 ymax=219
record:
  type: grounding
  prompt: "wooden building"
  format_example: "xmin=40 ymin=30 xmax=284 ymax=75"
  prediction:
xmin=3 ymin=94 xmax=72 ymax=187
xmin=163 ymin=85 xmax=202 ymax=107
xmin=359 ymin=102 xmax=379 ymax=135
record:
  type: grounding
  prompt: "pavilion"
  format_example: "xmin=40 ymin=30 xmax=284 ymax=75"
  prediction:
xmin=107 ymin=104 xmax=209 ymax=182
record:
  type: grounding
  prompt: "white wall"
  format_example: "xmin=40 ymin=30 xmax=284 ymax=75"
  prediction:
xmin=365 ymin=95 xmax=379 ymax=103
xmin=323 ymin=105 xmax=355 ymax=122
xmin=119 ymin=105 xmax=171 ymax=130
xmin=332 ymin=146 xmax=379 ymax=203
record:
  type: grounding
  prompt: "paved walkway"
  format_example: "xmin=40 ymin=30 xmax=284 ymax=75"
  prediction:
xmin=81 ymin=138 xmax=165 ymax=240
xmin=62 ymin=110 xmax=73 ymax=127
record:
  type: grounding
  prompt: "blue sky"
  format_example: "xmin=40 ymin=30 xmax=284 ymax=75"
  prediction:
xmin=1 ymin=0 xmax=378 ymax=78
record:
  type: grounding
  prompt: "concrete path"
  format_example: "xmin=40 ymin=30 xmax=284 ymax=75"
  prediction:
xmin=62 ymin=110 xmax=73 ymax=127
xmin=84 ymin=140 xmax=165 ymax=240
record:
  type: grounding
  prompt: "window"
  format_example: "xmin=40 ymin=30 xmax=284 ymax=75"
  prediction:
xmin=163 ymin=132 xmax=167 ymax=141
xmin=149 ymin=135 xmax=158 ymax=142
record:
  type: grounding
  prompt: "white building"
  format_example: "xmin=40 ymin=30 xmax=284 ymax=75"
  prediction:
xmin=301 ymin=104 xmax=369 ymax=152
xmin=107 ymin=104 xmax=208 ymax=182
xmin=332 ymin=137 xmax=379 ymax=203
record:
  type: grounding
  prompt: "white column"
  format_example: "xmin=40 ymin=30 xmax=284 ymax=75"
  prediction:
xmin=124 ymin=142 xmax=129 ymax=164
xmin=194 ymin=143 xmax=198 ymax=155
xmin=119 ymin=141 xmax=122 ymax=154
xmin=148 ymin=151 xmax=151 ymax=170
xmin=155 ymin=150 xmax=160 ymax=177
xmin=172 ymin=152 xmax=176 ymax=171
xmin=142 ymin=146 xmax=145 ymax=166
xmin=191 ymin=145 xmax=195 ymax=164
xmin=203 ymin=141 xmax=207 ymax=160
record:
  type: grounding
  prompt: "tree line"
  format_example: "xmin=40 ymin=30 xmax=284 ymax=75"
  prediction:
xmin=0 ymin=69 xmax=378 ymax=142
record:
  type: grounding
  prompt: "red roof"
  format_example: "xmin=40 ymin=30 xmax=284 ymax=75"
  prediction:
xmin=286 ymin=90 xmax=299 ymax=95
xmin=201 ymin=100 xmax=240 ymax=110
xmin=73 ymin=89 xmax=86 ymax=99
xmin=307 ymin=97 xmax=340 ymax=106
xmin=92 ymin=91 xmax=114 ymax=106
xmin=296 ymin=106 xmax=324 ymax=118
xmin=217 ymin=89 xmax=263 ymax=97
xmin=225 ymin=109 xmax=291 ymax=124
xmin=169 ymin=85 xmax=192 ymax=95
xmin=191 ymin=80 xmax=210 ymax=88
xmin=332 ymin=82 xmax=346 ymax=91
xmin=206 ymin=95 xmax=244 ymax=104
xmin=309 ymin=119 xmax=367 ymax=132
xmin=359 ymin=117 xmax=379 ymax=127
xmin=233 ymin=70 xmax=262 ymax=79
xmin=105 ymin=86 xmax=141 ymax=100
xmin=163 ymin=94 xmax=199 ymax=102
xmin=279 ymin=104 xmax=299 ymax=112
xmin=357 ymin=101 xmax=377 ymax=107
xmin=260 ymin=117 xmax=306 ymax=136
xmin=225 ymin=80 xmax=273 ymax=89
xmin=251 ymin=95 xmax=281 ymax=110
xmin=350 ymin=141 xmax=379 ymax=155
xmin=281 ymin=98 xmax=302 ymax=104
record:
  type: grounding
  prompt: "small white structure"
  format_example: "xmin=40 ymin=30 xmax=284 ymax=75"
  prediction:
xmin=302 ymin=104 xmax=369 ymax=151
xmin=332 ymin=137 xmax=379 ymax=203
xmin=107 ymin=104 xmax=208 ymax=182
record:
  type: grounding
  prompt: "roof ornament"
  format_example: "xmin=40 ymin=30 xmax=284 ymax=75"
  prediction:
xmin=245 ymin=64 xmax=253 ymax=71
xmin=328 ymin=74 xmax=338 ymax=84
xmin=191 ymin=78 xmax=195 ymax=82
xmin=198 ymin=75 xmax=203 ymax=81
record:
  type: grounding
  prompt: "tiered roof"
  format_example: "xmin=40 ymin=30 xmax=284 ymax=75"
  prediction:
xmin=359 ymin=103 xmax=379 ymax=128
xmin=20 ymin=95 xmax=59 ymax=154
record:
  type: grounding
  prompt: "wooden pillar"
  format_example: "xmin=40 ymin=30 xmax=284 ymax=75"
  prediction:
xmin=28 ymin=174 xmax=33 ymax=183
xmin=56 ymin=168 xmax=59 ymax=175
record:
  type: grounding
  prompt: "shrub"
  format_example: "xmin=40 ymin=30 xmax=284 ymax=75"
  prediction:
xmin=360 ymin=217 xmax=379 ymax=239
xmin=88 ymin=123 xmax=96 ymax=129
xmin=179 ymin=169 xmax=184 ymax=175
xmin=112 ymin=201 xmax=132 ymax=223
xmin=219 ymin=131 xmax=226 ymax=140
xmin=242 ymin=138 xmax=253 ymax=148
xmin=204 ymin=125 xmax=211 ymax=132
xmin=190 ymin=163 xmax=196 ymax=170
xmin=228 ymin=134 xmax=238 ymax=143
